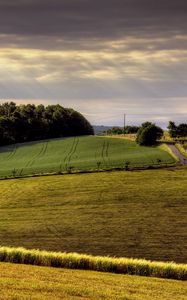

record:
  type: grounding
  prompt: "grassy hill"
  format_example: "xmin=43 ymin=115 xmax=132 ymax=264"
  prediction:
xmin=0 ymin=136 xmax=175 ymax=178
xmin=0 ymin=262 xmax=186 ymax=300
xmin=0 ymin=168 xmax=186 ymax=263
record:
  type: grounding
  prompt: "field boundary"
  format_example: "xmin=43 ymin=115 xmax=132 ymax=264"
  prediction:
xmin=0 ymin=246 xmax=186 ymax=280
xmin=167 ymin=144 xmax=187 ymax=165
xmin=176 ymin=143 xmax=187 ymax=158
xmin=159 ymin=143 xmax=179 ymax=162
xmin=0 ymin=161 xmax=179 ymax=181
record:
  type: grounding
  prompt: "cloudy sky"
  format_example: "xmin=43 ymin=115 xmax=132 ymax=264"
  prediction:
xmin=0 ymin=0 xmax=187 ymax=126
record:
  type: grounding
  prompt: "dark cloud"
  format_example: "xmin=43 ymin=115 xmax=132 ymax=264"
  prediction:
xmin=0 ymin=0 xmax=186 ymax=126
xmin=0 ymin=0 xmax=186 ymax=40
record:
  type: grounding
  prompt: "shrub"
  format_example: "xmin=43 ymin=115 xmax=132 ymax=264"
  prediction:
xmin=136 ymin=123 xmax=163 ymax=146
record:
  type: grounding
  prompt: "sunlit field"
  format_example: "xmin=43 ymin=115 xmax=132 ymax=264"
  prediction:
xmin=0 ymin=168 xmax=186 ymax=263
xmin=0 ymin=136 xmax=175 ymax=178
xmin=0 ymin=262 xmax=186 ymax=300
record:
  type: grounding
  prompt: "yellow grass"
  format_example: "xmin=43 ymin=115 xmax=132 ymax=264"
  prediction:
xmin=0 ymin=246 xmax=186 ymax=280
xmin=176 ymin=143 xmax=187 ymax=158
xmin=1 ymin=262 xmax=187 ymax=300
xmin=159 ymin=143 xmax=180 ymax=161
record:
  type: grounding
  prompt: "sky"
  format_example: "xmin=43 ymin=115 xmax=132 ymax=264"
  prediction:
xmin=0 ymin=0 xmax=187 ymax=127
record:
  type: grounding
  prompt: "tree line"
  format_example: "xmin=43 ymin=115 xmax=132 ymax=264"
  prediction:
xmin=107 ymin=121 xmax=187 ymax=146
xmin=106 ymin=126 xmax=139 ymax=135
xmin=0 ymin=102 xmax=94 ymax=146
xmin=167 ymin=121 xmax=187 ymax=139
xmin=134 ymin=121 xmax=187 ymax=146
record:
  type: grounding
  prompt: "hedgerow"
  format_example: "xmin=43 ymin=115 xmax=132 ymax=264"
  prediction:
xmin=0 ymin=247 xmax=186 ymax=280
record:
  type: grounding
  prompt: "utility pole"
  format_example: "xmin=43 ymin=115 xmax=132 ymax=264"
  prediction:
xmin=124 ymin=113 xmax=126 ymax=135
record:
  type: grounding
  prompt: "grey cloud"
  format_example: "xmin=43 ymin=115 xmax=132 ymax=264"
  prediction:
xmin=0 ymin=0 xmax=186 ymax=127
xmin=0 ymin=0 xmax=186 ymax=40
xmin=1 ymin=75 xmax=187 ymax=100
xmin=1 ymin=34 xmax=187 ymax=53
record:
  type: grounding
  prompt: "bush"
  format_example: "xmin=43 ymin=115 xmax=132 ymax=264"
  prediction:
xmin=136 ymin=123 xmax=163 ymax=146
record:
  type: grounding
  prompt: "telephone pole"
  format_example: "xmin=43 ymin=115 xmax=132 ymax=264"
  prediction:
xmin=124 ymin=113 xmax=126 ymax=135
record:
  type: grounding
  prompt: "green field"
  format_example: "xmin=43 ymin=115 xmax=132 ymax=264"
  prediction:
xmin=0 ymin=136 xmax=175 ymax=178
xmin=0 ymin=262 xmax=186 ymax=300
xmin=0 ymin=168 xmax=186 ymax=263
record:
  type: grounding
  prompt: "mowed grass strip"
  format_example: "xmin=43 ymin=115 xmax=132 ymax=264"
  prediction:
xmin=1 ymin=263 xmax=186 ymax=300
xmin=0 ymin=168 xmax=186 ymax=263
xmin=176 ymin=143 xmax=187 ymax=158
xmin=0 ymin=246 xmax=186 ymax=280
xmin=0 ymin=136 xmax=175 ymax=178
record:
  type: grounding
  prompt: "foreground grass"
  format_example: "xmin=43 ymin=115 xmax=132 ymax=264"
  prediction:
xmin=0 ymin=262 xmax=187 ymax=300
xmin=0 ymin=136 xmax=175 ymax=178
xmin=0 ymin=246 xmax=186 ymax=280
xmin=0 ymin=168 xmax=186 ymax=263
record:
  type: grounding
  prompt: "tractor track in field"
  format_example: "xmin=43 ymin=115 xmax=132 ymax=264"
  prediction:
xmin=45 ymin=221 xmax=64 ymax=241
xmin=101 ymin=141 xmax=106 ymax=165
xmin=42 ymin=141 xmax=49 ymax=156
xmin=59 ymin=141 xmax=71 ymax=171
xmin=25 ymin=141 xmax=49 ymax=168
xmin=64 ymin=137 xmax=79 ymax=169
xmin=45 ymin=225 xmax=62 ymax=240
xmin=105 ymin=141 xmax=109 ymax=158
xmin=25 ymin=143 xmax=45 ymax=168
xmin=6 ymin=145 xmax=17 ymax=161
xmin=19 ymin=168 xmax=24 ymax=176
xmin=101 ymin=140 xmax=110 ymax=167
xmin=63 ymin=138 xmax=76 ymax=164
xmin=68 ymin=137 xmax=79 ymax=163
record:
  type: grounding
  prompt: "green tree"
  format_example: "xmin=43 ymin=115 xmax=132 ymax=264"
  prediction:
xmin=167 ymin=121 xmax=178 ymax=138
xmin=107 ymin=127 xmax=123 ymax=135
xmin=136 ymin=123 xmax=163 ymax=146
xmin=0 ymin=102 xmax=94 ymax=146
xmin=177 ymin=123 xmax=187 ymax=138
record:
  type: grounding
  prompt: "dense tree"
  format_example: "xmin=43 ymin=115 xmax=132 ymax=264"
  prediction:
xmin=124 ymin=126 xmax=139 ymax=134
xmin=107 ymin=127 xmax=123 ymax=135
xmin=167 ymin=121 xmax=178 ymax=138
xmin=136 ymin=122 xmax=163 ymax=146
xmin=107 ymin=126 xmax=139 ymax=135
xmin=0 ymin=102 xmax=94 ymax=146
xmin=178 ymin=124 xmax=187 ymax=137
xmin=168 ymin=121 xmax=187 ymax=138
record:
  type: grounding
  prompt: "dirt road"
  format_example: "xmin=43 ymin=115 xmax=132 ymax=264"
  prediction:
xmin=167 ymin=144 xmax=187 ymax=165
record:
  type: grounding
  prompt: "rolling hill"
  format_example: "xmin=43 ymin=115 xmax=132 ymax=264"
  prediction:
xmin=0 ymin=168 xmax=186 ymax=263
xmin=0 ymin=136 xmax=186 ymax=299
xmin=0 ymin=136 xmax=176 ymax=178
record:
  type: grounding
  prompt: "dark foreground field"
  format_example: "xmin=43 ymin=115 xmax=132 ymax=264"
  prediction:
xmin=0 ymin=262 xmax=186 ymax=300
xmin=0 ymin=167 xmax=186 ymax=263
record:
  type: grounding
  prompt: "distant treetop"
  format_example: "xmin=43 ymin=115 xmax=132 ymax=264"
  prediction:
xmin=0 ymin=102 xmax=94 ymax=146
